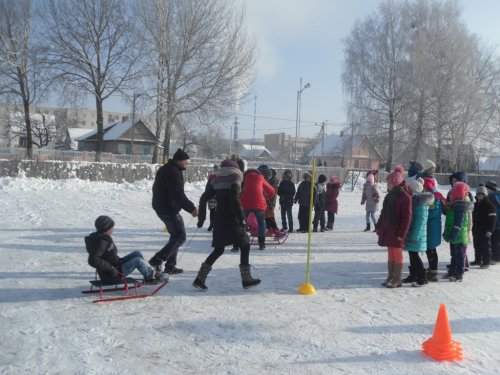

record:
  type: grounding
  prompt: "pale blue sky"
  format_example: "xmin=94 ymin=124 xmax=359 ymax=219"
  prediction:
xmin=106 ymin=0 xmax=500 ymax=141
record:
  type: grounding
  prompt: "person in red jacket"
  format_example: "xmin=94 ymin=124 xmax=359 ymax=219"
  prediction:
xmin=240 ymin=168 xmax=276 ymax=249
xmin=376 ymin=169 xmax=412 ymax=288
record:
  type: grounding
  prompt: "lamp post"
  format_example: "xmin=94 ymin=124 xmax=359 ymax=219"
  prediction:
xmin=129 ymin=93 xmax=142 ymax=155
xmin=294 ymin=78 xmax=310 ymax=164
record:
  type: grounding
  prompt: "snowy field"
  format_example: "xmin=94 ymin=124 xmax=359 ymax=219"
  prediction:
xmin=1 ymin=174 xmax=500 ymax=375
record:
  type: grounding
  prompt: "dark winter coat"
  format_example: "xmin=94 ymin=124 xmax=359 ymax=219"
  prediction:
xmin=85 ymin=232 xmax=121 ymax=284
xmin=152 ymin=159 xmax=195 ymax=216
xmin=427 ymin=192 xmax=446 ymax=249
xmin=488 ymin=191 xmax=500 ymax=230
xmin=376 ymin=184 xmax=412 ymax=248
xmin=277 ymin=179 xmax=296 ymax=209
xmin=443 ymin=200 xmax=474 ymax=244
xmin=240 ymin=169 xmax=276 ymax=211
xmin=198 ymin=166 xmax=249 ymax=248
xmin=326 ymin=183 xmax=340 ymax=214
xmin=314 ymin=183 xmax=327 ymax=211
xmin=472 ymin=197 xmax=497 ymax=235
xmin=404 ymin=192 xmax=434 ymax=252
xmin=294 ymin=180 xmax=315 ymax=207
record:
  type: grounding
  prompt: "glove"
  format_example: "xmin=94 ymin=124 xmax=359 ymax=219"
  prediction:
xmin=197 ymin=220 xmax=204 ymax=228
xmin=486 ymin=231 xmax=492 ymax=239
xmin=449 ymin=228 xmax=459 ymax=241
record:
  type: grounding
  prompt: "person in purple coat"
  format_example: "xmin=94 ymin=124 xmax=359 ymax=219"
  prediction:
xmin=376 ymin=169 xmax=412 ymax=288
xmin=326 ymin=176 xmax=341 ymax=230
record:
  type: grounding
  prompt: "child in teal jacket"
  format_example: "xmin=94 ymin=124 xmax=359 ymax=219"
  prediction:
xmin=403 ymin=178 xmax=434 ymax=286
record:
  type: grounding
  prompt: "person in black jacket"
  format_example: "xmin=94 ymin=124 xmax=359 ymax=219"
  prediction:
xmin=312 ymin=174 xmax=327 ymax=232
xmin=294 ymin=172 xmax=315 ymax=233
xmin=85 ymin=216 xmax=161 ymax=283
xmin=149 ymin=148 xmax=198 ymax=274
xmin=277 ymin=169 xmax=296 ymax=232
xmin=194 ymin=159 xmax=260 ymax=290
xmin=472 ymin=186 xmax=497 ymax=268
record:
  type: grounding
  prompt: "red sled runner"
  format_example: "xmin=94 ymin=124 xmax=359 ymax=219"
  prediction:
xmin=246 ymin=212 xmax=289 ymax=245
xmin=82 ymin=276 xmax=168 ymax=303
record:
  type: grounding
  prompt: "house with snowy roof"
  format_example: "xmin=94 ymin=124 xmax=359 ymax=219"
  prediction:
xmin=308 ymin=133 xmax=382 ymax=169
xmin=238 ymin=143 xmax=272 ymax=160
xmin=75 ymin=119 xmax=156 ymax=155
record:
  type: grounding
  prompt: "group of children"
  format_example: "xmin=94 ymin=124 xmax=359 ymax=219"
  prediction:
xmin=84 ymin=157 xmax=500 ymax=290
xmin=377 ymin=159 xmax=500 ymax=288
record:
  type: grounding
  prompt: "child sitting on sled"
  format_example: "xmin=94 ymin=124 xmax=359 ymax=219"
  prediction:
xmin=85 ymin=215 xmax=164 ymax=284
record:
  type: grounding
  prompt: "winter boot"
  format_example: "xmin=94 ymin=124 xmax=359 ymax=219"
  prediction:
xmin=363 ymin=223 xmax=371 ymax=232
xmin=231 ymin=245 xmax=239 ymax=253
xmin=426 ymin=268 xmax=438 ymax=282
xmin=386 ymin=263 xmax=403 ymax=288
xmin=411 ymin=268 xmax=428 ymax=287
xmin=192 ymin=263 xmax=212 ymax=291
xmin=382 ymin=262 xmax=394 ymax=286
xmin=402 ymin=266 xmax=415 ymax=283
xmin=258 ymin=236 xmax=266 ymax=250
xmin=239 ymin=264 xmax=261 ymax=289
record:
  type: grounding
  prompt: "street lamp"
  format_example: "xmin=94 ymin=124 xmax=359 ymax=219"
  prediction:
xmin=129 ymin=93 xmax=143 ymax=155
xmin=294 ymin=78 xmax=310 ymax=164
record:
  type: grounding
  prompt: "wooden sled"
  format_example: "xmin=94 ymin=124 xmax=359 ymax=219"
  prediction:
xmin=82 ymin=276 xmax=168 ymax=303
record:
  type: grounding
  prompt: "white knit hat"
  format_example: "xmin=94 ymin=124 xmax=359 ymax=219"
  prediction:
xmin=422 ymin=159 xmax=436 ymax=171
xmin=407 ymin=178 xmax=424 ymax=193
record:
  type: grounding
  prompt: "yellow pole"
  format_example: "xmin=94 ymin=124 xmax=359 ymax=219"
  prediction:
xmin=298 ymin=158 xmax=317 ymax=295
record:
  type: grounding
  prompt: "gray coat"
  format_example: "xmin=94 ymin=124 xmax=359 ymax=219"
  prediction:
xmin=361 ymin=182 xmax=381 ymax=212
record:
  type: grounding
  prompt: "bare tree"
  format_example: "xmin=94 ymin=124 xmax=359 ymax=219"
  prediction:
xmin=342 ymin=1 xmax=411 ymax=171
xmin=0 ymin=0 xmax=48 ymax=157
xmin=136 ymin=0 xmax=256 ymax=163
xmin=41 ymin=0 xmax=141 ymax=161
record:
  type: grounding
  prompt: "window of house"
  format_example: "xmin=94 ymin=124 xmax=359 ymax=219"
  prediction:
xmin=143 ymin=145 xmax=151 ymax=155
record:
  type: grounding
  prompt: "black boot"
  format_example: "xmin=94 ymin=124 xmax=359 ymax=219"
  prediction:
xmin=258 ymin=236 xmax=266 ymax=250
xmin=192 ymin=263 xmax=212 ymax=291
xmin=363 ymin=223 xmax=370 ymax=232
xmin=239 ymin=264 xmax=261 ymax=289
xmin=402 ymin=266 xmax=415 ymax=283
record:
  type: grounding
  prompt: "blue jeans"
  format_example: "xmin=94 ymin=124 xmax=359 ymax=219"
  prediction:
xmin=244 ymin=209 xmax=266 ymax=238
xmin=121 ymin=251 xmax=154 ymax=279
xmin=151 ymin=213 xmax=186 ymax=266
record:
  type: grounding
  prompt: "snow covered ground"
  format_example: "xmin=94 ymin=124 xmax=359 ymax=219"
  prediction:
xmin=1 ymin=174 xmax=500 ymax=374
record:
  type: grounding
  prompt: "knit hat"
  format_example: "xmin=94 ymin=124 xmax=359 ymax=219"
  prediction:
xmin=95 ymin=215 xmax=114 ymax=233
xmin=408 ymin=161 xmax=423 ymax=178
xmin=407 ymin=177 xmax=424 ymax=193
xmin=485 ymin=180 xmax=497 ymax=192
xmin=450 ymin=181 xmax=469 ymax=201
xmin=283 ymin=169 xmax=292 ymax=179
xmin=220 ymin=159 xmax=239 ymax=169
xmin=394 ymin=164 xmax=405 ymax=174
xmin=422 ymin=159 xmax=436 ymax=171
xmin=329 ymin=176 xmax=340 ymax=185
xmin=476 ymin=186 xmax=488 ymax=196
xmin=449 ymin=171 xmax=467 ymax=185
xmin=257 ymin=164 xmax=271 ymax=179
xmin=367 ymin=174 xmax=375 ymax=184
xmin=172 ymin=148 xmax=190 ymax=161
xmin=318 ymin=174 xmax=327 ymax=183
xmin=422 ymin=177 xmax=435 ymax=192
xmin=386 ymin=171 xmax=403 ymax=187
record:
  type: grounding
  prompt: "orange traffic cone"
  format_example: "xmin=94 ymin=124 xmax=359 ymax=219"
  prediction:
xmin=422 ymin=304 xmax=463 ymax=361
